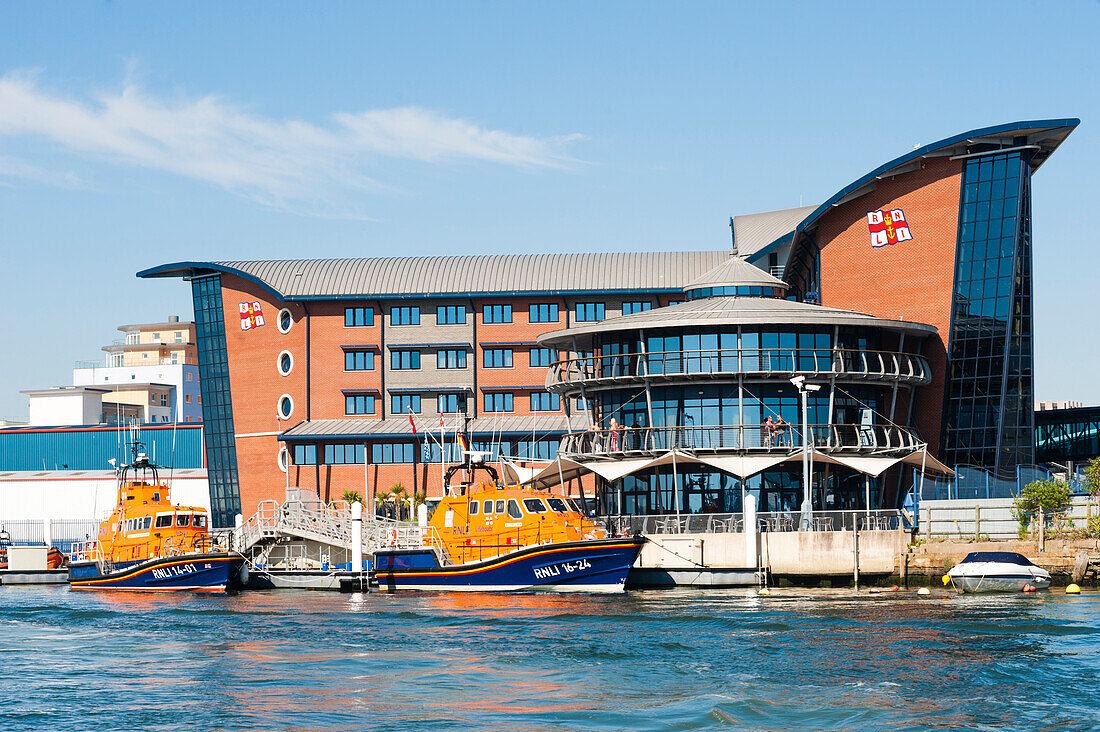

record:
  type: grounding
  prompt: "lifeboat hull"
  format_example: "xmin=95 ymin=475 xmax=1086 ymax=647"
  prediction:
xmin=68 ymin=552 xmax=246 ymax=592
xmin=375 ymin=537 xmax=644 ymax=593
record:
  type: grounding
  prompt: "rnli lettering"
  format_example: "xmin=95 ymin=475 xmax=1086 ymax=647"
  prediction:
xmin=151 ymin=563 xmax=198 ymax=580
xmin=533 ymin=558 xmax=591 ymax=580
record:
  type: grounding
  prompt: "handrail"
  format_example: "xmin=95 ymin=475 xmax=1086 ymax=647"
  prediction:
xmin=560 ymin=422 xmax=922 ymax=456
xmin=547 ymin=347 xmax=930 ymax=389
xmin=603 ymin=509 xmax=902 ymax=534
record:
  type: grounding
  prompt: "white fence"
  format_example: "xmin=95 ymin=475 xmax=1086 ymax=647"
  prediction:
xmin=1 ymin=519 xmax=101 ymax=551
xmin=918 ymin=496 xmax=1096 ymax=540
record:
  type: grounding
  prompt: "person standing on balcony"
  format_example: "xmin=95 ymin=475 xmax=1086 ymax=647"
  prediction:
xmin=763 ymin=415 xmax=775 ymax=448
xmin=609 ymin=418 xmax=620 ymax=452
xmin=775 ymin=416 xmax=790 ymax=447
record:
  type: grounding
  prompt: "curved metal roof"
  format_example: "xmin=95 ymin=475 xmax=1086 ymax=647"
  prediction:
xmin=792 ymin=118 xmax=1079 ymax=238
xmin=684 ymin=254 xmax=787 ymax=290
xmin=538 ymin=295 xmax=937 ymax=347
xmin=138 ymin=251 xmax=731 ymax=301
xmin=731 ymin=205 xmax=818 ymax=258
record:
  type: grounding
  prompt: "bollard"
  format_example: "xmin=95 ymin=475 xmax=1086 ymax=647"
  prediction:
xmin=744 ymin=493 xmax=758 ymax=579
xmin=42 ymin=517 xmax=52 ymax=549
xmin=351 ymin=501 xmax=363 ymax=575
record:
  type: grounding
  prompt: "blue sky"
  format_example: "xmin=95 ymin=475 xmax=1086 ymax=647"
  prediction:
xmin=0 ymin=2 xmax=1097 ymax=417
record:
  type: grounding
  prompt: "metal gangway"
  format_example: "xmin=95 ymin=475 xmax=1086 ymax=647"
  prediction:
xmin=225 ymin=499 xmax=445 ymax=563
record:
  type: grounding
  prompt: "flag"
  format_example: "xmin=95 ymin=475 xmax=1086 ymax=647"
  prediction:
xmin=457 ymin=432 xmax=468 ymax=452
xmin=407 ymin=410 xmax=417 ymax=435
xmin=239 ymin=301 xmax=265 ymax=330
xmin=867 ymin=209 xmax=913 ymax=248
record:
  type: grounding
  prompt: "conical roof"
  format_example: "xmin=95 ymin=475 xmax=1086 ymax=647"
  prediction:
xmin=685 ymin=254 xmax=787 ymax=290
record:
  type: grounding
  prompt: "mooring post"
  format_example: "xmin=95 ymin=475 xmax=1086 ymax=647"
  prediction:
xmin=351 ymin=501 xmax=363 ymax=573
xmin=853 ymin=522 xmax=860 ymax=590
xmin=975 ymin=505 xmax=981 ymax=541
xmin=744 ymin=493 xmax=759 ymax=583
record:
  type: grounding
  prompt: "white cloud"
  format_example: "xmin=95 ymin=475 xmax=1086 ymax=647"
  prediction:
xmin=0 ymin=70 xmax=584 ymax=217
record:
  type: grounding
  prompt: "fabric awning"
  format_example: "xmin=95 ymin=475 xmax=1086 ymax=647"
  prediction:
xmin=691 ymin=453 xmax=795 ymax=479
xmin=899 ymin=449 xmax=955 ymax=476
xmin=822 ymin=454 xmax=904 ymax=477
xmin=575 ymin=457 xmax=658 ymax=482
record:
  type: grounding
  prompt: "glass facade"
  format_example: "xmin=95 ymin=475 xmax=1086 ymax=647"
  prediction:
xmin=943 ymin=151 xmax=1034 ymax=471
xmin=190 ymin=275 xmax=241 ymax=528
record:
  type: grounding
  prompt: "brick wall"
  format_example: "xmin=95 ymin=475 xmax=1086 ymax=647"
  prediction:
xmin=814 ymin=155 xmax=963 ymax=453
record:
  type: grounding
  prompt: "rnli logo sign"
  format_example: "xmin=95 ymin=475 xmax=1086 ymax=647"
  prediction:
xmin=867 ymin=209 xmax=913 ymax=248
xmin=239 ymin=301 xmax=265 ymax=330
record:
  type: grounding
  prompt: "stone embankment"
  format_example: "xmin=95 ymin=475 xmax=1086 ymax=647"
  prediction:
xmin=900 ymin=537 xmax=1100 ymax=586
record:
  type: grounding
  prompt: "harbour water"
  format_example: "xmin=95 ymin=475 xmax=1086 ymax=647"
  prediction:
xmin=2 ymin=586 xmax=1099 ymax=731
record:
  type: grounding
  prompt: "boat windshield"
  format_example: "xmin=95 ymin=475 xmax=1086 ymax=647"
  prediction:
xmin=522 ymin=498 xmax=548 ymax=513
xmin=960 ymin=552 xmax=1036 ymax=566
xmin=193 ymin=514 xmax=207 ymax=529
xmin=546 ymin=497 xmax=569 ymax=513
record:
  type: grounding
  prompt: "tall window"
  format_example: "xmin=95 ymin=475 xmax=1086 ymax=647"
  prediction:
xmin=529 ymin=348 xmax=555 ymax=368
xmin=436 ymin=305 xmax=466 ymax=324
xmin=391 ymin=350 xmax=420 ymax=370
xmin=345 ymin=350 xmax=375 ymax=371
xmin=390 ymin=306 xmax=420 ymax=325
xmin=529 ymin=303 xmax=559 ymax=323
xmin=437 ymin=349 xmax=467 ymax=369
xmin=483 ymin=304 xmax=512 ymax=323
xmin=484 ymin=348 xmax=513 ymax=368
xmin=190 ymin=275 xmax=240 ymax=528
xmin=575 ymin=302 xmax=605 ymax=322
xmin=437 ymin=393 xmax=463 ymax=413
xmin=345 ymin=307 xmax=374 ymax=327
xmin=345 ymin=394 xmax=375 ymax=415
xmin=530 ymin=392 xmax=560 ymax=411
xmin=372 ymin=443 xmax=414 ymax=464
xmin=484 ymin=393 xmax=514 ymax=412
xmin=324 ymin=443 xmax=364 ymax=464
xmin=944 ymin=150 xmax=1034 ymax=470
xmin=392 ymin=394 xmax=421 ymax=414
xmin=622 ymin=301 xmax=652 ymax=315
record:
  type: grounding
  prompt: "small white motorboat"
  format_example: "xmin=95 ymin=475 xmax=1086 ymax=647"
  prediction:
xmin=947 ymin=551 xmax=1051 ymax=593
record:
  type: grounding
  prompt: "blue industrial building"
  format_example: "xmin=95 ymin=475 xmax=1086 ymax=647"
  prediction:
xmin=0 ymin=423 xmax=205 ymax=472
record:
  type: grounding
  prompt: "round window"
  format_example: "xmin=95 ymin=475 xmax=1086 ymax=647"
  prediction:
xmin=277 ymin=447 xmax=289 ymax=473
xmin=278 ymin=394 xmax=294 ymax=419
xmin=277 ymin=308 xmax=293 ymax=334
xmin=277 ymin=350 xmax=293 ymax=376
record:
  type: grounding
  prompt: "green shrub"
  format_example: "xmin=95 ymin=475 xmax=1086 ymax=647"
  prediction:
xmin=1014 ymin=479 xmax=1072 ymax=536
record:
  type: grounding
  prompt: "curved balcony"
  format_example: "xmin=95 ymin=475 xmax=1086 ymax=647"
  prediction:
xmin=558 ymin=423 xmax=924 ymax=457
xmin=546 ymin=348 xmax=931 ymax=392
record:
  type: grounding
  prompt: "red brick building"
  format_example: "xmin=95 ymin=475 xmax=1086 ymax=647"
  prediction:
xmin=142 ymin=119 xmax=1078 ymax=526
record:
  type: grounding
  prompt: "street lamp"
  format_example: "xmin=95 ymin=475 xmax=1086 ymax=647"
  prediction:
xmin=790 ymin=376 xmax=821 ymax=530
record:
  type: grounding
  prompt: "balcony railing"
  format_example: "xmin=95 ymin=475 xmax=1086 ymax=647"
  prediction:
xmin=547 ymin=348 xmax=931 ymax=390
xmin=560 ymin=423 xmax=922 ymax=456
xmin=604 ymin=510 xmax=902 ymax=535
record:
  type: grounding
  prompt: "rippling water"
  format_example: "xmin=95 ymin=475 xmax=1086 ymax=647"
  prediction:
xmin=2 ymin=585 xmax=1099 ymax=731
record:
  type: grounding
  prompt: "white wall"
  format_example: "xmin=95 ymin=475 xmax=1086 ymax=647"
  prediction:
xmin=0 ymin=470 xmax=210 ymax=522
xmin=28 ymin=392 xmax=103 ymax=426
xmin=73 ymin=364 xmax=202 ymax=422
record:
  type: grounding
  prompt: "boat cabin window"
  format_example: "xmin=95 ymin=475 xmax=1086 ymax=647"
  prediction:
xmin=142 ymin=516 xmax=152 ymax=530
xmin=546 ymin=497 xmax=569 ymax=513
xmin=483 ymin=500 xmax=493 ymax=515
xmin=152 ymin=492 xmax=161 ymax=501
xmin=566 ymin=499 xmax=583 ymax=514
xmin=176 ymin=514 xmax=191 ymax=527
xmin=193 ymin=514 xmax=207 ymax=529
xmin=468 ymin=501 xmax=479 ymax=516
xmin=154 ymin=515 xmax=172 ymax=528
xmin=523 ymin=498 xmax=548 ymax=513
xmin=495 ymin=499 xmax=505 ymax=514
xmin=507 ymin=499 xmax=522 ymax=519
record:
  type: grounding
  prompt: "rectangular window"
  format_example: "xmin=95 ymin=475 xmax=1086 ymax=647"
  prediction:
xmin=185 ymin=394 xmax=192 ymax=403
xmin=436 ymin=349 xmax=467 ymax=369
xmin=292 ymin=444 xmax=317 ymax=465
xmin=323 ymin=443 xmax=365 ymax=465
xmin=484 ymin=392 xmax=514 ymax=412
xmin=530 ymin=392 xmax=560 ymax=411
xmin=482 ymin=304 xmax=513 ymax=323
xmin=436 ymin=305 xmax=467 ymax=324
xmin=484 ymin=348 xmax=513 ymax=368
xmin=391 ymin=350 xmax=421 ymax=370
xmin=529 ymin=303 xmax=559 ymax=323
xmin=344 ymin=307 xmax=374 ymax=327
xmin=345 ymin=350 xmax=375 ymax=371
xmin=437 ymin=393 xmax=463 ymax=413
xmin=345 ymin=394 xmax=376 ymax=415
xmin=175 ymin=332 xmax=183 ymax=343
xmin=371 ymin=443 xmax=414 ymax=464
xmin=529 ymin=348 xmax=555 ymax=368
xmin=622 ymin=301 xmax=652 ymax=315
xmin=392 ymin=394 xmax=421 ymax=414
xmin=390 ymin=306 xmax=420 ymax=325
xmin=575 ymin=302 xmax=605 ymax=322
